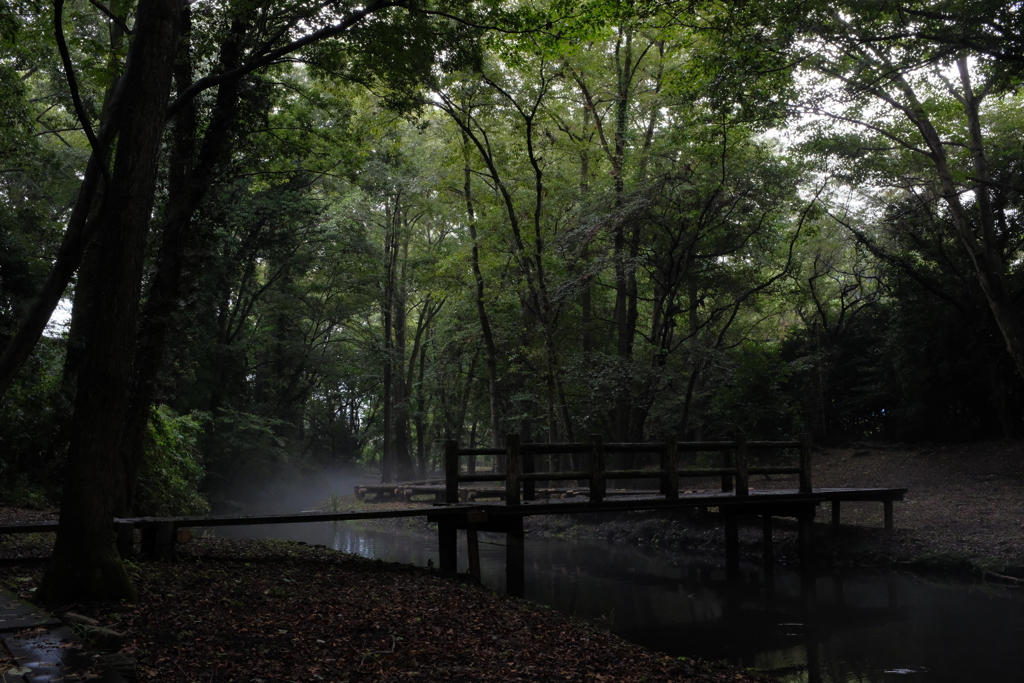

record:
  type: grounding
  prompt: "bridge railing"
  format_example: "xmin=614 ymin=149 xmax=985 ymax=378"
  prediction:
xmin=444 ymin=433 xmax=812 ymax=505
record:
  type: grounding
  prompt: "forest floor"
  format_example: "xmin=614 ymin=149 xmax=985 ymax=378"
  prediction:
xmin=2 ymin=439 xmax=1022 ymax=682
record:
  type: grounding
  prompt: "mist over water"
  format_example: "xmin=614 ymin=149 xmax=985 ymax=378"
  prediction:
xmin=208 ymin=464 xmax=373 ymax=515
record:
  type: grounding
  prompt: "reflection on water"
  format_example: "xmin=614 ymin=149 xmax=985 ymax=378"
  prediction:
xmin=215 ymin=521 xmax=1024 ymax=682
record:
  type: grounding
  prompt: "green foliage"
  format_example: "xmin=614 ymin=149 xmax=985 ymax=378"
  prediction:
xmin=0 ymin=337 xmax=68 ymax=506
xmin=136 ymin=406 xmax=210 ymax=516
xmin=710 ymin=344 xmax=800 ymax=439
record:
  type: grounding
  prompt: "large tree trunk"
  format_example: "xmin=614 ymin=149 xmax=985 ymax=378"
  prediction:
xmin=37 ymin=0 xmax=182 ymax=605
xmin=118 ymin=6 xmax=249 ymax=515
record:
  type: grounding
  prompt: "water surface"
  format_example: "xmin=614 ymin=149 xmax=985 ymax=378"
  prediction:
xmin=214 ymin=519 xmax=1024 ymax=682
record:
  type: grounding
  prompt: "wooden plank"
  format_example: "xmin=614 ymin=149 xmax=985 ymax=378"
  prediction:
xmin=602 ymin=470 xmax=668 ymax=479
xmin=456 ymin=474 xmax=506 ymax=483
xmin=603 ymin=443 xmax=667 ymax=453
xmin=458 ymin=447 xmax=506 ymax=456
xmin=521 ymin=443 xmax=593 ymax=454
xmin=675 ymin=441 xmax=734 ymax=452
xmin=521 ymin=471 xmax=590 ymax=481
xmin=677 ymin=467 xmax=737 ymax=477
xmin=0 ymin=521 xmax=58 ymax=534
xmin=748 ymin=466 xmax=802 ymax=475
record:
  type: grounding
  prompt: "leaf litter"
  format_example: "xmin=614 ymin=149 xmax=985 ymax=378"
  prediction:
xmin=4 ymin=537 xmax=771 ymax=683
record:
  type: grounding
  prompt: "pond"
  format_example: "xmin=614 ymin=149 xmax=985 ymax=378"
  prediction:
xmin=214 ymin=518 xmax=1024 ymax=683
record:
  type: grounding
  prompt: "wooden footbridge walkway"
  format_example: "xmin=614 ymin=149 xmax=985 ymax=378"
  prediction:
xmin=0 ymin=434 xmax=905 ymax=598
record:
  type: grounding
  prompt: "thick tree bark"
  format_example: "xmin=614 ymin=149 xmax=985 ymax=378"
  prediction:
xmin=37 ymin=0 xmax=183 ymax=605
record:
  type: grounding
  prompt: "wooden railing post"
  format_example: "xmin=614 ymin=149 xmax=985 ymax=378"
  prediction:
xmin=590 ymin=435 xmax=606 ymax=503
xmin=735 ymin=432 xmax=748 ymax=497
xmin=505 ymin=433 xmax=522 ymax=506
xmin=523 ymin=442 xmax=536 ymax=501
xmin=662 ymin=438 xmax=679 ymax=500
xmin=721 ymin=445 xmax=734 ymax=493
xmin=445 ymin=440 xmax=459 ymax=504
xmin=799 ymin=432 xmax=812 ymax=493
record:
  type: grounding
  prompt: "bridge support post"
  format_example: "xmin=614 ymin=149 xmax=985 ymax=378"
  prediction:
xmin=438 ymin=520 xmax=457 ymax=574
xmin=884 ymin=499 xmax=894 ymax=529
xmin=762 ymin=515 xmax=774 ymax=584
xmin=798 ymin=508 xmax=816 ymax=607
xmin=832 ymin=500 xmax=841 ymax=528
xmin=505 ymin=516 xmax=525 ymax=598
xmin=724 ymin=510 xmax=739 ymax=583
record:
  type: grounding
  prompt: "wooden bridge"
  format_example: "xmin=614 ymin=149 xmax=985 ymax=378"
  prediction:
xmin=0 ymin=434 xmax=906 ymax=599
xmin=427 ymin=434 xmax=905 ymax=596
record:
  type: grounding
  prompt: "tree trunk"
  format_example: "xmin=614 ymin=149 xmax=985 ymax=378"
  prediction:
xmin=462 ymin=127 xmax=502 ymax=447
xmin=392 ymin=239 xmax=415 ymax=481
xmin=37 ymin=0 xmax=182 ymax=605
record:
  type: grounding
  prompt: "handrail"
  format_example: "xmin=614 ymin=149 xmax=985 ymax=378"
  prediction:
xmin=444 ymin=433 xmax=812 ymax=505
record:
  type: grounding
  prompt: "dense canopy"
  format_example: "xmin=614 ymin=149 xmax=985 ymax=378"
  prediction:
xmin=1 ymin=0 xmax=1023 ymax=601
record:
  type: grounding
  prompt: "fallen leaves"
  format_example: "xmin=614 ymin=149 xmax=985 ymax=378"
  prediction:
xmin=20 ymin=538 xmax=771 ymax=683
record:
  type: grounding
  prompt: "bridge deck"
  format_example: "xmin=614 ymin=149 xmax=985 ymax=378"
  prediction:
xmin=0 ymin=487 xmax=906 ymax=536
